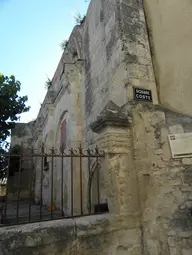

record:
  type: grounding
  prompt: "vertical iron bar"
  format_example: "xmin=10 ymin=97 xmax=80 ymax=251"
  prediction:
xmin=71 ymin=150 xmax=73 ymax=217
xmin=51 ymin=149 xmax=54 ymax=219
xmin=60 ymin=149 xmax=64 ymax=217
xmin=16 ymin=143 xmax=23 ymax=223
xmin=3 ymin=153 xmax=11 ymax=225
xmin=28 ymin=151 xmax=34 ymax=222
xmin=40 ymin=145 xmax=44 ymax=220
xmin=88 ymin=155 xmax=91 ymax=214
xmin=96 ymin=156 xmax=100 ymax=205
xmin=79 ymin=145 xmax=83 ymax=215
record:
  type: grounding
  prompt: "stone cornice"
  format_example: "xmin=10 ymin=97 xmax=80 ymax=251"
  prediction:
xmin=90 ymin=101 xmax=129 ymax=133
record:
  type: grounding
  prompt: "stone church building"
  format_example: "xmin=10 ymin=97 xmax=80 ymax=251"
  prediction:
xmin=9 ymin=0 xmax=192 ymax=254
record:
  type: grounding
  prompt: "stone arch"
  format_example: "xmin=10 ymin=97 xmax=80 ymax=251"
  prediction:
xmin=67 ymin=26 xmax=84 ymax=61
xmin=59 ymin=26 xmax=85 ymax=148
xmin=54 ymin=110 xmax=71 ymax=212
xmin=41 ymin=130 xmax=54 ymax=207
xmin=55 ymin=110 xmax=69 ymax=149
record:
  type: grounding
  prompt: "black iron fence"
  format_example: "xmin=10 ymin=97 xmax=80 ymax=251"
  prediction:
xmin=0 ymin=144 xmax=107 ymax=227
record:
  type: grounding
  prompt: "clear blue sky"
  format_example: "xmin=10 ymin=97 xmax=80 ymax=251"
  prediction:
xmin=0 ymin=0 xmax=89 ymax=122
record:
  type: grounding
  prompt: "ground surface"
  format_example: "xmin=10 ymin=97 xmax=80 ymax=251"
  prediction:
xmin=0 ymin=200 xmax=63 ymax=225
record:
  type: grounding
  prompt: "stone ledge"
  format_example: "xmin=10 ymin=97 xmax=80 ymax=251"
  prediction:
xmin=90 ymin=116 xmax=129 ymax=133
xmin=122 ymin=100 xmax=164 ymax=113
xmin=122 ymin=100 xmax=192 ymax=120
xmin=0 ymin=213 xmax=140 ymax=252
xmin=90 ymin=101 xmax=129 ymax=133
xmin=0 ymin=218 xmax=75 ymax=250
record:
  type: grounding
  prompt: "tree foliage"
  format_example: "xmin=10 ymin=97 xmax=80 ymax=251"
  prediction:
xmin=0 ymin=74 xmax=30 ymax=146
xmin=0 ymin=74 xmax=29 ymax=178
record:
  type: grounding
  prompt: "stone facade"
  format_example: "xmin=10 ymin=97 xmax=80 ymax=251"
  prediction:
xmin=8 ymin=0 xmax=192 ymax=254
xmin=8 ymin=122 xmax=35 ymax=199
xmin=123 ymin=102 xmax=192 ymax=255
xmin=11 ymin=122 xmax=34 ymax=148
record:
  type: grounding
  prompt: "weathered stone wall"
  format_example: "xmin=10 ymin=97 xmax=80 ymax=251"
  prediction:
xmin=30 ymin=0 xmax=159 ymax=213
xmin=82 ymin=0 xmax=158 ymax=145
xmin=9 ymin=122 xmax=35 ymax=199
xmin=144 ymin=0 xmax=192 ymax=116
xmin=11 ymin=122 xmax=34 ymax=149
xmin=28 ymin=24 xmax=85 ymax=209
xmin=119 ymin=0 xmax=158 ymax=103
xmin=0 ymin=214 xmax=141 ymax=255
xmin=90 ymin=101 xmax=140 ymax=216
xmin=10 ymin=0 xmax=158 ymax=213
xmin=8 ymin=1 xmax=192 ymax=254
xmin=123 ymin=101 xmax=192 ymax=255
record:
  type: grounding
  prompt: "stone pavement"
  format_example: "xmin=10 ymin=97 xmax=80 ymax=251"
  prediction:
xmin=1 ymin=200 xmax=63 ymax=225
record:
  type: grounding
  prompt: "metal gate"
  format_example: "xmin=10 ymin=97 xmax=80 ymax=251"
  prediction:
xmin=0 ymin=144 xmax=107 ymax=226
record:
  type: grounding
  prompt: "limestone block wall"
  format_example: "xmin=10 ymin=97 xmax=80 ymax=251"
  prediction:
xmin=123 ymin=102 xmax=192 ymax=255
xmin=144 ymin=0 xmax=192 ymax=116
xmin=119 ymin=0 xmax=158 ymax=104
xmin=10 ymin=0 xmax=160 ymax=214
xmin=11 ymin=121 xmax=34 ymax=176
xmin=81 ymin=0 xmax=158 ymax=145
xmin=11 ymin=122 xmax=34 ymax=149
xmin=0 ymin=214 xmax=141 ymax=255
xmin=11 ymin=32 xmax=85 ymax=212
xmin=9 ymin=122 xmax=35 ymax=198
xmin=83 ymin=0 xmax=118 ymax=144
xmin=29 ymin=24 xmax=85 ymax=209
xmin=34 ymin=90 xmax=81 ymax=211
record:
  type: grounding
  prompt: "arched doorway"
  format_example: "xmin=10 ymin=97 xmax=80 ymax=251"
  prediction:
xmin=54 ymin=111 xmax=71 ymax=214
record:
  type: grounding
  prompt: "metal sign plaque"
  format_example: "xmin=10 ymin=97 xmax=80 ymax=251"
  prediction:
xmin=168 ymin=133 xmax=192 ymax=158
xmin=133 ymin=87 xmax=152 ymax=102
